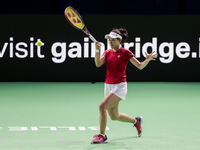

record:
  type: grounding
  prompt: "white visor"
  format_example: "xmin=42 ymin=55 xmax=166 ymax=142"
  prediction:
xmin=105 ymin=31 xmax=122 ymax=39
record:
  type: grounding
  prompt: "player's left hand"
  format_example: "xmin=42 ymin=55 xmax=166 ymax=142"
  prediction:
xmin=145 ymin=51 xmax=158 ymax=61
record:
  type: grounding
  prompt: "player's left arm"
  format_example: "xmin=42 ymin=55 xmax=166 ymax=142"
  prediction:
xmin=129 ymin=51 xmax=158 ymax=70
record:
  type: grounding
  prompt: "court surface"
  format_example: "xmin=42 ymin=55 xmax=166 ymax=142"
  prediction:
xmin=0 ymin=82 xmax=199 ymax=150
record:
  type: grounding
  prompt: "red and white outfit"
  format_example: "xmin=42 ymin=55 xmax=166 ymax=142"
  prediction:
xmin=102 ymin=47 xmax=135 ymax=100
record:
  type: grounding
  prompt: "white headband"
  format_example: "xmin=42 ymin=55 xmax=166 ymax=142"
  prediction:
xmin=105 ymin=31 xmax=122 ymax=39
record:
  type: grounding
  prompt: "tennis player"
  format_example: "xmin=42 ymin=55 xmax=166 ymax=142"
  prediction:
xmin=91 ymin=28 xmax=158 ymax=144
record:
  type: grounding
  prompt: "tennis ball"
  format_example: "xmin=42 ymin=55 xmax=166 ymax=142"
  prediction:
xmin=36 ymin=41 xmax=43 ymax=47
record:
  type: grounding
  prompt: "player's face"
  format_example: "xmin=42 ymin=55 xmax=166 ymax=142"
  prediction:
xmin=108 ymin=37 xmax=121 ymax=50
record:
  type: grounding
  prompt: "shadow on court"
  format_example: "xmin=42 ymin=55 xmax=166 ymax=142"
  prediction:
xmin=87 ymin=136 xmax=139 ymax=150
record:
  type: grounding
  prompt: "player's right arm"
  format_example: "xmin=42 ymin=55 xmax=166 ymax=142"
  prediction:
xmin=95 ymin=42 xmax=106 ymax=67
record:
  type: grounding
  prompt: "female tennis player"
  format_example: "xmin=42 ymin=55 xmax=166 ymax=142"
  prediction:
xmin=91 ymin=28 xmax=157 ymax=144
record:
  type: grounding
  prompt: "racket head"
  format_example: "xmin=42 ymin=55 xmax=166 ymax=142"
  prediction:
xmin=64 ymin=6 xmax=85 ymax=30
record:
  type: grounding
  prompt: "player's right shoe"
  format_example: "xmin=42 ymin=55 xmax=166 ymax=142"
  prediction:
xmin=91 ymin=134 xmax=108 ymax=144
xmin=134 ymin=116 xmax=143 ymax=137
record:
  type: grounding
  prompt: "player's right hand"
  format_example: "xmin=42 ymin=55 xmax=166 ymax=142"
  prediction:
xmin=95 ymin=41 xmax=101 ymax=50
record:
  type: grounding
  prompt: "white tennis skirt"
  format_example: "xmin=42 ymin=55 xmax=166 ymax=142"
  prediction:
xmin=104 ymin=82 xmax=127 ymax=100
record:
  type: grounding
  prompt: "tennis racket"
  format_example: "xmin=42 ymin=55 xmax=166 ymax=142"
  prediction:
xmin=64 ymin=6 xmax=97 ymax=43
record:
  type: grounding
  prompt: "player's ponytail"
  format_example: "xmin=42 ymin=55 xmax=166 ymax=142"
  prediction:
xmin=112 ymin=28 xmax=128 ymax=45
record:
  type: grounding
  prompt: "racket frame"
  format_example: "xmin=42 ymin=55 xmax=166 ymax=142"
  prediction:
xmin=64 ymin=6 xmax=97 ymax=43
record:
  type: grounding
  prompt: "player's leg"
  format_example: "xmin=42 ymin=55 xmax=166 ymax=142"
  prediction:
xmin=107 ymin=101 xmax=143 ymax=137
xmin=91 ymin=93 xmax=121 ymax=144
xmin=107 ymin=102 xmax=136 ymax=123
xmin=99 ymin=93 xmax=121 ymax=135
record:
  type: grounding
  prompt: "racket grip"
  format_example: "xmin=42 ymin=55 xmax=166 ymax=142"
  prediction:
xmin=89 ymin=34 xmax=97 ymax=43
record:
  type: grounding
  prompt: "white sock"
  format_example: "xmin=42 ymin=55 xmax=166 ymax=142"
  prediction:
xmin=99 ymin=134 xmax=105 ymax=137
xmin=134 ymin=119 xmax=137 ymax=125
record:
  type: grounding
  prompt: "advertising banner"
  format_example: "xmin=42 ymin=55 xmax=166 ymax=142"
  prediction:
xmin=0 ymin=15 xmax=199 ymax=81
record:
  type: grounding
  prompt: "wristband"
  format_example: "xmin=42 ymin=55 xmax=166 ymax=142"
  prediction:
xmin=96 ymin=49 xmax=100 ymax=53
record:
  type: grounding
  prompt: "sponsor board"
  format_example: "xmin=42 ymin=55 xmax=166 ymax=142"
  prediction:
xmin=0 ymin=15 xmax=200 ymax=81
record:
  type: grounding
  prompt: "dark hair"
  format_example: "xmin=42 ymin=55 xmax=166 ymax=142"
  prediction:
xmin=112 ymin=28 xmax=128 ymax=44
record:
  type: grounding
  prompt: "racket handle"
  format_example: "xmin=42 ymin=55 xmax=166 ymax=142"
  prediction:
xmin=89 ymin=34 xmax=97 ymax=43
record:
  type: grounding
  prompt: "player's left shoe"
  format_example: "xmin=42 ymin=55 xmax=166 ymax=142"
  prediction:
xmin=134 ymin=116 xmax=143 ymax=137
xmin=91 ymin=134 xmax=108 ymax=144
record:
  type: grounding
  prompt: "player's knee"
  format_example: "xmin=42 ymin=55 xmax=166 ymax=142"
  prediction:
xmin=99 ymin=102 xmax=106 ymax=112
xmin=110 ymin=115 xmax=119 ymax=121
